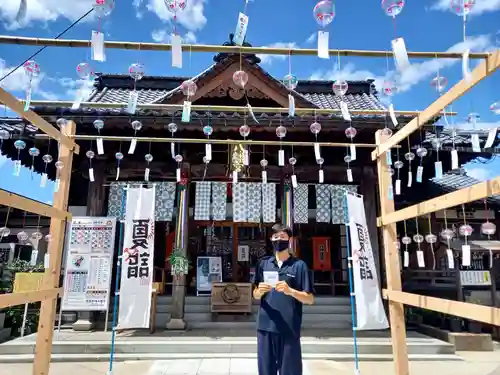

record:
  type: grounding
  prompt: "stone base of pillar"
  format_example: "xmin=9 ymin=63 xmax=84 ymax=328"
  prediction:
xmin=166 ymin=318 xmax=187 ymax=330
xmin=72 ymin=312 xmax=95 ymax=331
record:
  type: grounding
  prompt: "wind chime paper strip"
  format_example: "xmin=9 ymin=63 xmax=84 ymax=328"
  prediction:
xmin=247 ymin=182 xmax=262 ymax=223
xmin=262 ymin=183 xmax=277 ymax=223
xmin=232 ymin=182 xmax=247 ymax=222
xmin=293 ymin=184 xmax=309 ymax=224
xmin=330 ymin=185 xmax=358 ymax=224
xmin=118 ymin=186 xmax=156 ymax=329
xmin=156 ymin=182 xmax=176 ymax=222
xmin=346 ymin=192 xmax=389 ymax=331
xmin=315 ymin=184 xmax=331 ymax=223
xmin=211 ymin=182 xmax=227 ymax=221
xmin=194 ymin=181 xmax=212 ymax=221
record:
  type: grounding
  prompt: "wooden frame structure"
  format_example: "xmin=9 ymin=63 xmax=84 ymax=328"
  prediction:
xmin=374 ymin=49 xmax=500 ymax=375
xmin=0 ymin=86 xmax=79 ymax=375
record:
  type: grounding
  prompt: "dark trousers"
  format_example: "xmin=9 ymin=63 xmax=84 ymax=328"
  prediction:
xmin=257 ymin=330 xmax=302 ymax=375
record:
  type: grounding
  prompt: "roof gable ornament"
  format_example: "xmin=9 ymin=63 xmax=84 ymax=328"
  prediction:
xmin=213 ymin=33 xmax=261 ymax=65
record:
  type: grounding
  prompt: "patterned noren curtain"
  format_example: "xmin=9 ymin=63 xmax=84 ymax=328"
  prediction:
xmin=262 ymin=183 xmax=276 ymax=223
xmin=232 ymin=182 xmax=248 ymax=222
xmin=211 ymin=182 xmax=227 ymax=221
xmin=293 ymin=184 xmax=309 ymax=224
xmin=330 ymin=185 xmax=358 ymax=224
xmin=107 ymin=181 xmax=176 ymax=221
xmin=315 ymin=184 xmax=331 ymax=223
xmin=247 ymin=182 xmax=262 ymax=223
xmin=194 ymin=181 xmax=211 ymax=221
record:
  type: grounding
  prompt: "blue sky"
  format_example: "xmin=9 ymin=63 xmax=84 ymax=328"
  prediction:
xmin=0 ymin=0 xmax=499 ymax=203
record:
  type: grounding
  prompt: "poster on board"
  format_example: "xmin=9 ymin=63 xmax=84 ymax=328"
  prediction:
xmin=196 ymin=256 xmax=223 ymax=295
xmin=61 ymin=217 xmax=117 ymax=311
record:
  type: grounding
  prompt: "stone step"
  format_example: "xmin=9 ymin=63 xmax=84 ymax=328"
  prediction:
xmin=0 ymin=352 xmax=463 ymax=363
xmin=155 ymin=304 xmax=353 ymax=314
xmin=0 ymin=338 xmax=456 ymax=357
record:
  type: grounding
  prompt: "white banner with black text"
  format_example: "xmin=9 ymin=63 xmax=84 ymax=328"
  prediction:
xmin=118 ymin=186 xmax=156 ymax=329
xmin=346 ymin=192 xmax=389 ymax=330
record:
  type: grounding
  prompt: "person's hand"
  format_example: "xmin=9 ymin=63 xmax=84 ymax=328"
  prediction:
xmin=257 ymin=283 xmax=272 ymax=297
xmin=276 ymin=281 xmax=293 ymax=296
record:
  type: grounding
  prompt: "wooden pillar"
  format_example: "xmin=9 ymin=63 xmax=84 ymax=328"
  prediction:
xmin=166 ymin=169 xmax=190 ymax=330
xmin=375 ymin=130 xmax=409 ymax=375
xmin=72 ymin=161 xmax=106 ymax=331
xmin=33 ymin=121 xmax=76 ymax=375
xmin=360 ymin=166 xmax=382 ymax=286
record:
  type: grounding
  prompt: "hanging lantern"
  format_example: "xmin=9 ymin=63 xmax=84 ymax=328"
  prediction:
xmin=232 ymin=71 xmax=249 ymax=88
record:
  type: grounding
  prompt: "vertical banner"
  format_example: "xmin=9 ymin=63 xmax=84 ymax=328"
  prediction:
xmin=346 ymin=192 xmax=389 ymax=330
xmin=118 ymin=186 xmax=156 ymax=329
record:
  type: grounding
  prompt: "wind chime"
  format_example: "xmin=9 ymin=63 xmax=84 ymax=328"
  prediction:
xmin=144 ymin=143 xmax=153 ymax=182
xmin=413 ymin=217 xmax=425 ymax=268
xmin=313 ymin=0 xmax=335 ymax=59
xmin=450 ymin=0 xmax=475 ymax=80
xmin=180 ymin=80 xmax=197 ymax=123
xmin=73 ymin=62 xmax=94 ymax=110
xmin=202 ymin=120 xmax=213 ymax=165
xmin=127 ymin=62 xmax=145 ymax=114
xmin=481 ymin=199 xmax=497 ymax=269
xmin=166 ymin=121 xmax=178 ymax=159
xmin=440 ymin=210 xmax=456 ymax=269
xmin=22 ymin=60 xmax=40 ymax=111
xmin=91 ymin=0 xmax=114 ymax=62
xmin=283 ymin=52 xmax=298 ymax=117
xmin=164 ymin=0 xmax=187 ymax=68
xmin=13 ymin=140 xmax=26 ymax=177
xmin=239 ymin=115 xmax=251 ymax=168
xmin=459 ymin=205 xmax=473 ymax=267
xmin=401 ymin=220 xmax=411 ymax=268
xmin=381 ymin=0 xmax=410 ymax=72
xmin=425 ymin=216 xmax=438 ymax=270
xmin=310 ymin=115 xmax=322 ymax=183
xmin=128 ymin=120 xmax=143 ymax=155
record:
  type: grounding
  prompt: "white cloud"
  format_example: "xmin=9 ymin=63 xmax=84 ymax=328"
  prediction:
xmin=152 ymin=29 xmax=197 ymax=44
xmin=465 ymin=165 xmax=491 ymax=180
xmin=257 ymin=42 xmax=298 ymax=66
xmin=308 ymin=34 xmax=494 ymax=94
xmin=0 ymin=0 xmax=97 ymax=29
xmin=138 ymin=0 xmax=207 ymax=32
xmin=305 ymin=33 xmax=316 ymax=44
xmin=432 ymin=0 xmax=500 ymax=15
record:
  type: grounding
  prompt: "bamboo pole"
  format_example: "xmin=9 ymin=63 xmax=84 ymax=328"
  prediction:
xmin=372 ymin=49 xmax=500 ymax=160
xmin=0 ymin=35 xmax=491 ymax=59
xmin=375 ymin=130 xmax=409 ymax=375
xmin=0 ymin=88 xmax=80 ymax=154
xmin=26 ymin=100 xmax=456 ymax=117
xmin=33 ymin=121 xmax=76 ymax=375
xmin=35 ymin=134 xmax=398 ymax=148
xmin=0 ymin=189 xmax=71 ymax=220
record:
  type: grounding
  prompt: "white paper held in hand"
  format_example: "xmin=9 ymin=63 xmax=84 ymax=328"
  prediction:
xmin=263 ymin=271 xmax=279 ymax=287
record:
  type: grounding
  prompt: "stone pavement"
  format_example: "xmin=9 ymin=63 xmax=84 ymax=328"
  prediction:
xmin=2 ymin=351 xmax=500 ymax=375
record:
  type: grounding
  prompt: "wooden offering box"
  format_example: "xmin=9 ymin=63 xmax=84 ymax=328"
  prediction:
xmin=211 ymin=282 xmax=252 ymax=313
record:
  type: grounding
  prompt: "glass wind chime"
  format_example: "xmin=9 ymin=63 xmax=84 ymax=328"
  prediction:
xmin=239 ymin=114 xmax=251 ymax=168
xmin=164 ymin=0 xmax=187 ymax=69
xmin=440 ymin=210 xmax=456 ymax=269
xmin=313 ymin=0 xmax=335 ymax=59
xmin=260 ymin=148 xmax=269 ymax=184
xmin=91 ymin=0 xmax=114 ymax=62
xmin=144 ymin=143 xmax=153 ymax=182
xmin=404 ymin=138 xmax=415 ymax=188
xmin=127 ymin=62 xmax=145 ymax=115
xmin=425 ymin=215 xmax=438 ymax=270
xmin=283 ymin=52 xmax=299 ymax=117
xmin=180 ymin=79 xmax=197 ymax=123
xmin=309 ymin=114 xmax=323 ymax=183
xmin=233 ymin=61 xmax=259 ymax=123
xmin=128 ymin=120 xmax=143 ymax=155
xmin=450 ymin=0 xmax=475 ymax=80
xmin=22 ymin=60 xmax=40 ymax=111
xmin=28 ymin=146 xmax=40 ymax=177
xmin=93 ymin=119 xmax=105 ymax=155
xmin=276 ymin=121 xmax=287 ymax=172
xmin=413 ymin=217 xmax=425 ymax=268
xmin=73 ymin=62 xmax=94 ymax=110
xmin=289 ymin=147 xmax=298 ymax=189
xmin=202 ymin=119 xmax=213 ymax=166
xmin=13 ymin=140 xmax=26 ymax=176
xmin=382 ymin=0 xmax=410 ymax=73
xmin=481 ymin=199 xmax=497 ymax=269
xmin=115 ymin=148 xmax=123 ymax=181
xmin=401 ymin=220 xmax=411 ymax=268
xmin=167 ymin=121 xmax=178 ymax=159
xmin=459 ymin=205 xmax=473 ymax=267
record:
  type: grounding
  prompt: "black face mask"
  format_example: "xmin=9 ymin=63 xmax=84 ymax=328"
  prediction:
xmin=272 ymin=240 xmax=289 ymax=252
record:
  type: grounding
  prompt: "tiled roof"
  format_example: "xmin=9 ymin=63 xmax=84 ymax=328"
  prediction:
xmin=430 ymin=169 xmax=500 ymax=205
xmin=80 ymin=57 xmax=386 ymax=114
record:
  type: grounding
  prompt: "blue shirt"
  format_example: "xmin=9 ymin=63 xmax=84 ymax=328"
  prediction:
xmin=252 ymin=255 xmax=313 ymax=338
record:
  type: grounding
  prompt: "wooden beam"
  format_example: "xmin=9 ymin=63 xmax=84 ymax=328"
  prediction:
xmin=0 ymin=189 xmax=71 ymax=220
xmin=372 ymin=49 xmax=500 ymax=161
xmin=383 ymin=290 xmax=500 ymax=326
xmin=0 ymin=288 xmax=62 ymax=309
xmin=33 ymin=121 xmax=76 ymax=375
xmin=0 ymin=87 xmax=80 ymax=154
xmin=26 ymin=100 xmax=454 ymax=117
xmin=378 ymin=176 xmax=500 ymax=226
xmin=0 ymin=36 xmax=491 ymax=59
xmin=375 ymin=130 xmax=409 ymax=375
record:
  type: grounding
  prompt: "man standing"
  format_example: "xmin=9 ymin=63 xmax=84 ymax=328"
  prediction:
xmin=252 ymin=224 xmax=314 ymax=375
